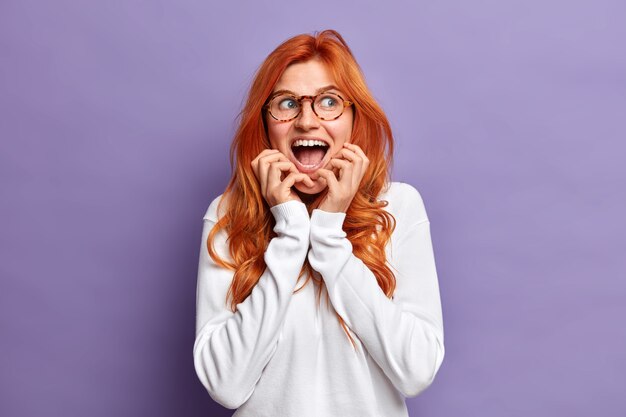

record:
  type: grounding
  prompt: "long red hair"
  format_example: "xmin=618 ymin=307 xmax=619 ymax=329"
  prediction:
xmin=207 ymin=30 xmax=396 ymax=351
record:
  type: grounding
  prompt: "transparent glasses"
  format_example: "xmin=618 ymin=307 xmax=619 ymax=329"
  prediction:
xmin=264 ymin=91 xmax=353 ymax=122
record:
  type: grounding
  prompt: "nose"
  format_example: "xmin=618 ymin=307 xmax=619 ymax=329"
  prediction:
xmin=294 ymin=99 xmax=320 ymax=131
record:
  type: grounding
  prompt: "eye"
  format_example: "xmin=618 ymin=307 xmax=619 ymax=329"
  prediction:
xmin=278 ymin=97 xmax=298 ymax=110
xmin=318 ymin=95 xmax=339 ymax=109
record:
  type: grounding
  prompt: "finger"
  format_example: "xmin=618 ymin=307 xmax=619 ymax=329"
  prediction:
xmin=258 ymin=151 xmax=290 ymax=171
xmin=329 ymin=158 xmax=351 ymax=169
xmin=328 ymin=158 xmax=352 ymax=183
xmin=252 ymin=149 xmax=281 ymax=187
xmin=296 ymin=174 xmax=316 ymax=188
xmin=334 ymin=147 xmax=359 ymax=162
xmin=341 ymin=144 xmax=368 ymax=188
xmin=258 ymin=153 xmax=291 ymax=193
xmin=267 ymin=161 xmax=299 ymax=189
xmin=315 ymin=168 xmax=339 ymax=190
xmin=343 ymin=143 xmax=369 ymax=165
xmin=282 ymin=172 xmax=315 ymax=189
xmin=251 ymin=149 xmax=280 ymax=171
xmin=334 ymin=148 xmax=363 ymax=176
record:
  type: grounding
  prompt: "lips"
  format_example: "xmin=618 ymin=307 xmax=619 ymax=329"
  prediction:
xmin=289 ymin=137 xmax=331 ymax=173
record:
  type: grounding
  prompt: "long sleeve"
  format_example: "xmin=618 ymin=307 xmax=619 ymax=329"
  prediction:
xmin=193 ymin=197 xmax=310 ymax=409
xmin=307 ymin=186 xmax=445 ymax=398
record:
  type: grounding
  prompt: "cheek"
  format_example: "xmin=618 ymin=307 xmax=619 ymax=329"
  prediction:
xmin=338 ymin=113 xmax=354 ymax=142
xmin=267 ymin=123 xmax=290 ymax=149
xmin=331 ymin=122 xmax=353 ymax=144
xmin=345 ymin=124 xmax=353 ymax=141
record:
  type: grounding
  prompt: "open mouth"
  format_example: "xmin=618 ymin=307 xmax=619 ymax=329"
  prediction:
xmin=290 ymin=138 xmax=330 ymax=173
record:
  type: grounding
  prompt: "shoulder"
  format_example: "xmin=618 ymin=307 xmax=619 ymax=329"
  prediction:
xmin=379 ymin=181 xmax=429 ymax=225
xmin=202 ymin=193 xmax=227 ymax=222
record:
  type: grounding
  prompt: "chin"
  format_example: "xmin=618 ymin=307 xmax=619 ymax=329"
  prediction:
xmin=294 ymin=178 xmax=327 ymax=195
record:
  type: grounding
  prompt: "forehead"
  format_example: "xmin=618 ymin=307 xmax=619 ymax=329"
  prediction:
xmin=273 ymin=59 xmax=337 ymax=94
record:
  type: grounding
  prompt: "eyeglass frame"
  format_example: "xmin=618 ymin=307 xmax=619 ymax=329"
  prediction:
xmin=263 ymin=91 xmax=354 ymax=122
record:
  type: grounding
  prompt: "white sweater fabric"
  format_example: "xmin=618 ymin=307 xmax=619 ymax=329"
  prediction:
xmin=193 ymin=182 xmax=445 ymax=417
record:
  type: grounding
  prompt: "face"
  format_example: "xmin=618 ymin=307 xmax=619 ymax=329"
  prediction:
xmin=265 ymin=59 xmax=354 ymax=195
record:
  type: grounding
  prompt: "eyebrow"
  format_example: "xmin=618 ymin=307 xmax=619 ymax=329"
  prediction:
xmin=271 ymin=85 xmax=341 ymax=97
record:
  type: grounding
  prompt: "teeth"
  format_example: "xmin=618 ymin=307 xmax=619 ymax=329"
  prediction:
xmin=292 ymin=139 xmax=328 ymax=147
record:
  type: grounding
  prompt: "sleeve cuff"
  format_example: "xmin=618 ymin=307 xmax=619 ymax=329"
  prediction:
xmin=270 ymin=200 xmax=309 ymax=225
xmin=311 ymin=208 xmax=346 ymax=230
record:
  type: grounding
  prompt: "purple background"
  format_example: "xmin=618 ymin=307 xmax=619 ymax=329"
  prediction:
xmin=1 ymin=0 xmax=625 ymax=416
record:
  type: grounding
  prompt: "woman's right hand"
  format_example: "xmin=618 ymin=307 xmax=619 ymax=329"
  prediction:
xmin=251 ymin=149 xmax=315 ymax=207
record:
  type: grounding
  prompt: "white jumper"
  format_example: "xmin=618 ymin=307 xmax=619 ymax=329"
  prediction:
xmin=193 ymin=182 xmax=445 ymax=416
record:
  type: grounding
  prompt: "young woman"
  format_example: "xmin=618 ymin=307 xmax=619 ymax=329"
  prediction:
xmin=193 ymin=30 xmax=445 ymax=417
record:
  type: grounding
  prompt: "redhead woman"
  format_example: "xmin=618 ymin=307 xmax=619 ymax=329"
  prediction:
xmin=193 ymin=30 xmax=445 ymax=417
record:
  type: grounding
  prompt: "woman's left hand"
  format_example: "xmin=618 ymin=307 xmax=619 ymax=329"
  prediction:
xmin=313 ymin=143 xmax=370 ymax=213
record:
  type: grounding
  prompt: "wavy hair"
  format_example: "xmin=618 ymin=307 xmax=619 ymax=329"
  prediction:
xmin=207 ymin=30 xmax=396 ymax=351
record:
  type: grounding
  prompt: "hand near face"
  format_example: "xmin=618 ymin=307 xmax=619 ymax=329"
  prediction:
xmin=251 ymin=149 xmax=315 ymax=207
xmin=313 ymin=143 xmax=370 ymax=213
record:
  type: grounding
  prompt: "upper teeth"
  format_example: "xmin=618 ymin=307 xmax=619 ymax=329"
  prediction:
xmin=292 ymin=139 xmax=328 ymax=147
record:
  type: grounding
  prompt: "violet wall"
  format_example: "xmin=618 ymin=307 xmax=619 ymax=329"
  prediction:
xmin=1 ymin=0 xmax=625 ymax=416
